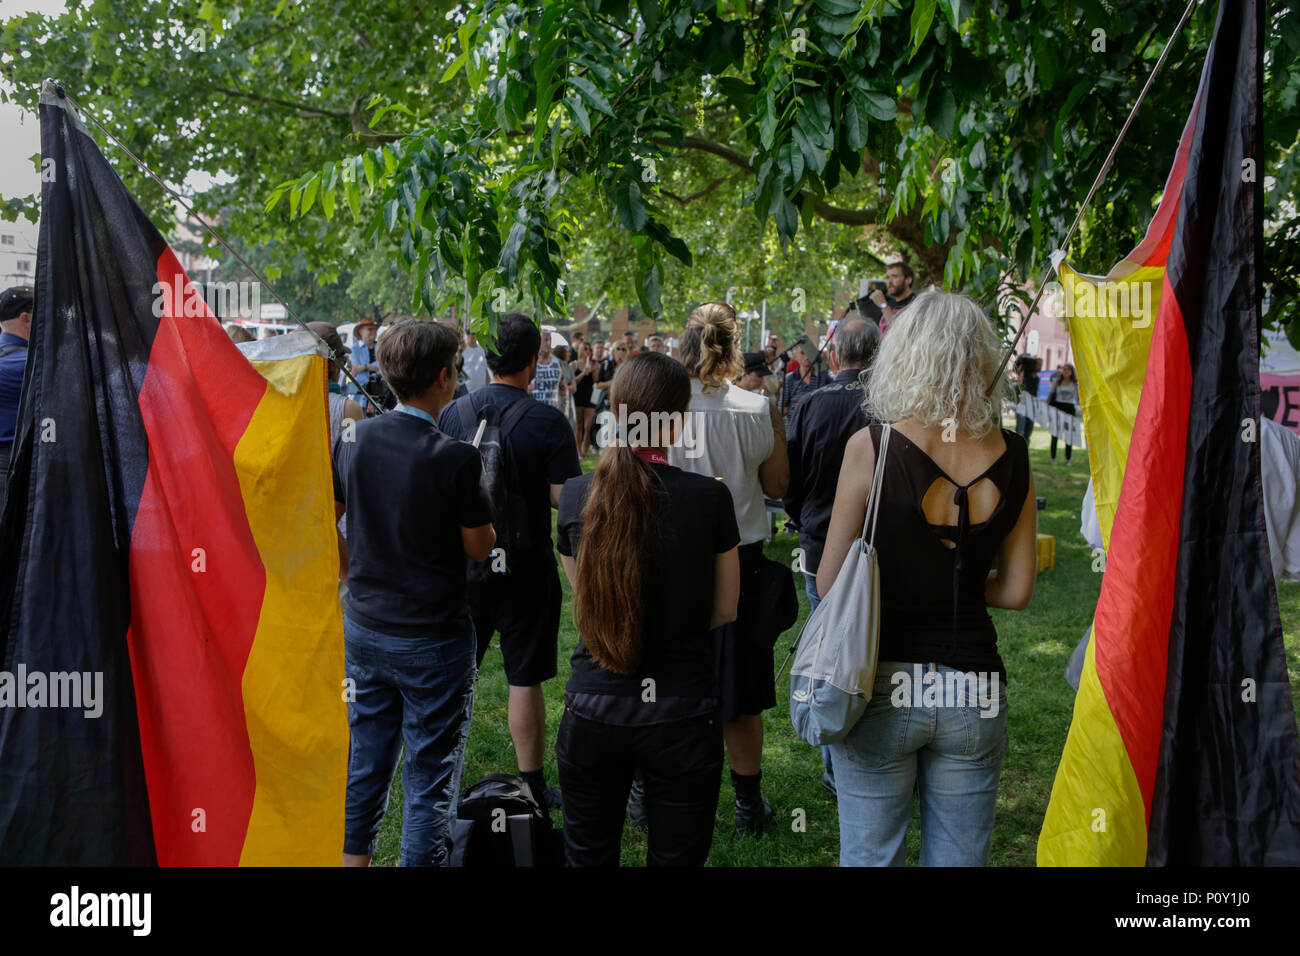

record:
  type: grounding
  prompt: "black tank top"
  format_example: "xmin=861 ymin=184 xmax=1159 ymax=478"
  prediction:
xmin=868 ymin=423 xmax=1030 ymax=677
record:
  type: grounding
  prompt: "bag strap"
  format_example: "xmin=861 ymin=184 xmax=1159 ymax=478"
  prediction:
xmin=858 ymin=423 xmax=892 ymax=547
xmin=507 ymin=813 xmax=536 ymax=867
xmin=449 ymin=818 xmax=474 ymax=867
xmin=499 ymin=396 xmax=533 ymax=438
xmin=457 ymin=395 xmax=480 ymax=436
xmin=0 ymin=343 xmax=26 ymax=360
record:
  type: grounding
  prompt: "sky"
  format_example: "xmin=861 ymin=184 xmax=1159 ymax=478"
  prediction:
xmin=0 ymin=0 xmax=66 ymax=201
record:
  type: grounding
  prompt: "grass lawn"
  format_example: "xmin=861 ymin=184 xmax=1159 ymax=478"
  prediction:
xmin=372 ymin=424 xmax=1300 ymax=866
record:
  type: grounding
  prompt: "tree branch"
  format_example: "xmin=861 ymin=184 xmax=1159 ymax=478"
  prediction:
xmin=660 ymin=176 xmax=729 ymax=206
xmin=212 ymin=86 xmax=350 ymax=121
xmin=655 ymin=135 xmax=875 ymax=224
xmin=656 ymin=134 xmax=952 ymax=278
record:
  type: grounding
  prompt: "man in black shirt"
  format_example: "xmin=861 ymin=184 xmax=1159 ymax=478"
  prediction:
xmin=783 ymin=318 xmax=880 ymax=800
xmin=857 ymin=260 xmax=917 ymax=330
xmin=334 ymin=319 xmax=496 ymax=867
xmin=440 ymin=312 xmax=582 ymax=810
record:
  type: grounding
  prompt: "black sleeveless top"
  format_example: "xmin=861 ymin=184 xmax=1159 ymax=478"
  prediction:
xmin=868 ymin=423 xmax=1030 ymax=677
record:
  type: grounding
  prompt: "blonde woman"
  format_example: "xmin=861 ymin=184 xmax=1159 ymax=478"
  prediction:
xmin=666 ymin=302 xmax=789 ymax=836
xmin=817 ymin=292 xmax=1037 ymax=867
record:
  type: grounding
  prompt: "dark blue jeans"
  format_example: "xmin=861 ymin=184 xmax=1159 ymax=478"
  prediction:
xmin=343 ymin=616 xmax=476 ymax=866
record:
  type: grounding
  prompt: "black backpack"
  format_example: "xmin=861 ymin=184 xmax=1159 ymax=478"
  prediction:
xmin=458 ymin=396 xmax=535 ymax=584
xmin=449 ymin=774 xmax=563 ymax=867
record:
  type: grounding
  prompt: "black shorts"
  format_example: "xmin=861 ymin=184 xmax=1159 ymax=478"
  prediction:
xmin=469 ymin=555 xmax=561 ymax=687
xmin=715 ymin=542 xmax=779 ymax=722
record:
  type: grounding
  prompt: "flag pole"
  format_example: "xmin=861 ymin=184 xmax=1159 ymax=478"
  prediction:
xmin=985 ymin=0 xmax=1199 ymax=397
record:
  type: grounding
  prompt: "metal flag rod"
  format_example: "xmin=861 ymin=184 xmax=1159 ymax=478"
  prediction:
xmin=44 ymin=80 xmax=382 ymax=410
xmin=985 ymin=0 xmax=1199 ymax=396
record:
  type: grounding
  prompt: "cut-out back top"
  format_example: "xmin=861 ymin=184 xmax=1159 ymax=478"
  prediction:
xmin=866 ymin=423 xmax=1031 ymax=677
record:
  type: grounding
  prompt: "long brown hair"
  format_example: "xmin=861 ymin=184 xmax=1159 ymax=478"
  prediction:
xmin=679 ymin=302 xmax=742 ymax=388
xmin=574 ymin=352 xmax=691 ymax=673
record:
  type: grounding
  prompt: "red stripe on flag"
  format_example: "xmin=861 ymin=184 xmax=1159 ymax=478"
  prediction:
xmin=125 ymin=251 xmax=270 ymax=865
xmin=1092 ymin=272 xmax=1193 ymax=824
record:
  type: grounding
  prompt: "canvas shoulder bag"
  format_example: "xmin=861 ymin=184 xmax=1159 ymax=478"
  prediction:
xmin=789 ymin=423 xmax=891 ymax=746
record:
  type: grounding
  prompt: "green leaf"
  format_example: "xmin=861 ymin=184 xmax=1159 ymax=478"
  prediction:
xmin=567 ymin=75 xmax=614 ymax=117
xmin=940 ymin=0 xmax=962 ymax=31
xmin=858 ymin=90 xmax=897 ymax=121
xmin=635 ymin=0 xmax=659 ymax=31
xmin=774 ymin=197 xmax=798 ymax=237
xmin=759 ymin=90 xmax=779 ymax=151
xmin=384 ymin=198 xmax=400 ymax=233
xmin=500 ymin=220 xmax=526 ymax=283
xmin=345 ymin=177 xmax=361 ymax=219
xmin=301 ymin=174 xmax=319 ymax=216
xmin=644 ymin=220 xmax=693 ymax=266
xmin=440 ymin=52 xmax=468 ymax=83
xmin=614 ymin=182 xmax=648 ymax=232
xmin=909 ymin=0 xmax=938 ymax=58
xmin=638 ymin=260 xmax=662 ymax=316
xmin=843 ymin=100 xmax=868 ymax=152
xmin=564 ymin=96 xmax=591 ymax=136
xmin=930 ymin=88 xmax=957 ymax=138
xmin=791 ymin=126 xmax=826 ymax=176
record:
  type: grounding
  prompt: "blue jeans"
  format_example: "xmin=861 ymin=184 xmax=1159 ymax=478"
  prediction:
xmin=1014 ymin=411 xmax=1035 ymax=443
xmin=804 ymin=572 xmax=834 ymax=781
xmin=343 ymin=616 xmax=476 ymax=866
xmin=830 ymin=662 xmax=1008 ymax=866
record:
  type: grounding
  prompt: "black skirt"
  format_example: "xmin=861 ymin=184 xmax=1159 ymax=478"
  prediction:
xmin=713 ymin=542 xmax=791 ymax=722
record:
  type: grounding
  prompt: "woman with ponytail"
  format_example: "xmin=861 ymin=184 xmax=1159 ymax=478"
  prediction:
xmin=668 ymin=302 xmax=791 ymax=837
xmin=555 ymin=351 xmax=741 ymax=866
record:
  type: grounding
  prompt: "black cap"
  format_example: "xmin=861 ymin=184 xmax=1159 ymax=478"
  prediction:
xmin=742 ymin=351 xmax=772 ymax=376
xmin=0 ymin=286 xmax=34 ymax=321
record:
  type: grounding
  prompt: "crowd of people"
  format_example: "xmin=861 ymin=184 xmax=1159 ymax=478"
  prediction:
xmin=4 ymin=272 xmax=1296 ymax=868
xmin=320 ymin=268 xmax=1051 ymax=869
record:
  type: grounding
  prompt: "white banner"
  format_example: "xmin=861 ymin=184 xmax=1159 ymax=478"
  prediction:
xmin=1016 ymin=393 xmax=1086 ymax=448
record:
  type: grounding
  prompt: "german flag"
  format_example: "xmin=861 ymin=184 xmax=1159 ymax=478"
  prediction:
xmin=1039 ymin=0 xmax=1300 ymax=865
xmin=0 ymin=83 xmax=347 ymax=865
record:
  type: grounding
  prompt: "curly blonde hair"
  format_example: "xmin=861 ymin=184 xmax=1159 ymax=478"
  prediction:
xmin=866 ymin=292 xmax=1009 ymax=438
xmin=679 ymin=302 xmax=742 ymax=388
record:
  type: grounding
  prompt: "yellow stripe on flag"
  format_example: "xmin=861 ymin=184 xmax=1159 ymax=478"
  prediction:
xmin=1058 ymin=263 xmax=1163 ymax=550
xmin=235 ymin=353 xmax=347 ymax=865
xmin=1037 ymin=629 xmax=1148 ymax=865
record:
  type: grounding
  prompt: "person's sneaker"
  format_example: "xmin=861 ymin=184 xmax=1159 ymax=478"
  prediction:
xmin=543 ymin=785 xmax=563 ymax=815
xmin=821 ymin=771 xmax=838 ymax=803
xmin=734 ymin=793 xmax=774 ymax=838
xmin=626 ymin=777 xmax=648 ymax=831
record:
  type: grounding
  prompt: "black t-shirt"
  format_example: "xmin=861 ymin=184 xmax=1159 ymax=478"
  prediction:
xmin=573 ymin=361 xmax=595 ymax=406
xmin=784 ymin=369 xmax=874 ymax=573
xmin=438 ymin=383 xmax=581 ymax=564
xmin=870 ymin=424 xmax=1031 ymax=678
xmin=333 ymin=409 xmax=492 ymax=638
xmin=557 ymin=463 xmax=740 ymax=706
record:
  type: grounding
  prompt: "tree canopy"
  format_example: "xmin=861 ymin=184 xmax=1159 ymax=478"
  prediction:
xmin=1 ymin=0 xmax=1296 ymax=344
